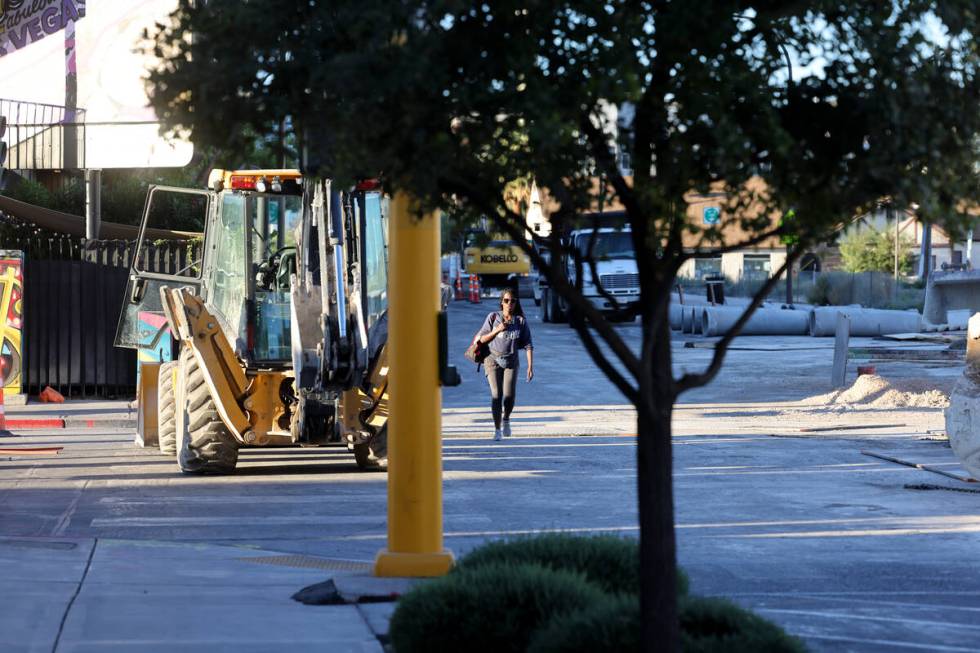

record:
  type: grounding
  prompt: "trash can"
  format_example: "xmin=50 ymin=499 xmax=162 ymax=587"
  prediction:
xmin=705 ymin=275 xmax=725 ymax=305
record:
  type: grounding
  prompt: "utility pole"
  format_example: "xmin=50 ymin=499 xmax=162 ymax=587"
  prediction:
xmin=85 ymin=169 xmax=101 ymax=240
xmin=919 ymin=219 xmax=932 ymax=280
xmin=785 ymin=247 xmax=794 ymax=307
xmin=64 ymin=16 xmax=78 ymax=170
xmin=890 ymin=204 xmax=899 ymax=301
xmin=891 ymin=206 xmax=898 ymax=279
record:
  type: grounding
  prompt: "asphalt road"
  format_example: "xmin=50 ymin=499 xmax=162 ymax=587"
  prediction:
xmin=1 ymin=298 xmax=978 ymax=651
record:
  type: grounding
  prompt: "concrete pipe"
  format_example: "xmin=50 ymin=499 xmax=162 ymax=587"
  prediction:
xmin=808 ymin=307 xmax=922 ymax=337
xmin=700 ymin=306 xmax=810 ymax=337
xmin=681 ymin=306 xmax=698 ymax=334
xmin=693 ymin=307 xmax=704 ymax=334
xmin=669 ymin=303 xmax=684 ymax=330
xmin=670 ymin=292 xmax=711 ymax=306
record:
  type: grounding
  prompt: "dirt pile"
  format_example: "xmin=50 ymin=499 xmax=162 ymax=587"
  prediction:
xmin=804 ymin=374 xmax=952 ymax=409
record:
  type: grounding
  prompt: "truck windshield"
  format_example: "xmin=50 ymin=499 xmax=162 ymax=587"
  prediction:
xmin=363 ymin=192 xmax=388 ymax=328
xmin=575 ymin=232 xmax=634 ymax=260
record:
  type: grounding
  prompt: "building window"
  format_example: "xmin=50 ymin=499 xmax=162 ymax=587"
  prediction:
xmin=743 ymin=255 xmax=771 ymax=280
xmin=693 ymin=256 xmax=721 ymax=280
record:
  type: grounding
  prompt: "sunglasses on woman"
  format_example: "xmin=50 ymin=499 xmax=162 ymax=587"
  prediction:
xmin=501 ymin=298 xmax=513 ymax=303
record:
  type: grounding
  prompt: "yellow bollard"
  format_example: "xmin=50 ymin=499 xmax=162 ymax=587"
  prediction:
xmin=374 ymin=192 xmax=455 ymax=577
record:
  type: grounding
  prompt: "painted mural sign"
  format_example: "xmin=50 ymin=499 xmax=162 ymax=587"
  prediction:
xmin=0 ymin=250 xmax=23 ymax=395
xmin=0 ymin=0 xmax=85 ymax=57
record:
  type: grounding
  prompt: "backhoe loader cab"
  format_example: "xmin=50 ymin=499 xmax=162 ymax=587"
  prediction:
xmin=116 ymin=169 xmax=390 ymax=473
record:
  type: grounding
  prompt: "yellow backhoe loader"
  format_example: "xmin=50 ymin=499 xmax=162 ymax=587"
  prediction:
xmin=115 ymin=170 xmax=390 ymax=472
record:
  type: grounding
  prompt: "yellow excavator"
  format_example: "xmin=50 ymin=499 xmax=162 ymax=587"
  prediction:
xmin=115 ymin=169 xmax=390 ymax=472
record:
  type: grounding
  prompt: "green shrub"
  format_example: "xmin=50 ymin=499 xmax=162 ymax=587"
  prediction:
xmin=456 ymin=533 xmax=688 ymax=598
xmin=388 ymin=563 xmax=605 ymax=653
xmin=102 ymin=174 xmax=150 ymax=226
xmin=528 ymin=594 xmax=806 ymax=653
xmin=49 ymin=179 xmax=85 ymax=215
xmin=680 ymin=596 xmax=807 ymax=653
xmin=805 ymin=274 xmax=832 ymax=305
xmin=3 ymin=178 xmax=52 ymax=207
xmin=527 ymin=594 xmax=639 ymax=653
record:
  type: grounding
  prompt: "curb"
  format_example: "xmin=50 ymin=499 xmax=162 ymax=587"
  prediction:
xmin=5 ymin=418 xmax=67 ymax=429
xmin=3 ymin=417 xmax=136 ymax=430
xmin=65 ymin=418 xmax=136 ymax=429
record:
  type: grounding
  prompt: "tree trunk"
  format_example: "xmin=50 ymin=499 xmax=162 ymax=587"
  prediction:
xmin=639 ymin=315 xmax=680 ymax=651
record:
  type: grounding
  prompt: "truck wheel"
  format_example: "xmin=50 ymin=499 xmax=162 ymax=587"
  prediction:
xmin=354 ymin=425 xmax=387 ymax=471
xmin=157 ymin=360 xmax=178 ymax=456
xmin=178 ymin=348 xmax=239 ymax=474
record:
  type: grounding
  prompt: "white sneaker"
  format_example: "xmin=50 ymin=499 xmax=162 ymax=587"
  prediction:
xmin=493 ymin=428 xmax=503 ymax=441
xmin=502 ymin=420 xmax=512 ymax=437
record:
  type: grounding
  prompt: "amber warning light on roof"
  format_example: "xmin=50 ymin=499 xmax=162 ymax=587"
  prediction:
xmin=208 ymin=169 xmax=303 ymax=194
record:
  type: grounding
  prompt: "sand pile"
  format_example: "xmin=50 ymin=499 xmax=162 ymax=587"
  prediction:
xmin=804 ymin=375 xmax=952 ymax=409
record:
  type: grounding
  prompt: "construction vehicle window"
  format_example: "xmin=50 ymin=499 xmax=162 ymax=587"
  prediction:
xmin=364 ymin=191 xmax=388 ymax=326
xmin=269 ymin=196 xmax=302 ymax=248
xmin=251 ymin=194 xmax=300 ymax=362
xmin=136 ymin=189 xmax=208 ymax=277
xmin=250 ymin=195 xmax=302 ymax=269
xmin=209 ymin=194 xmax=248 ymax=337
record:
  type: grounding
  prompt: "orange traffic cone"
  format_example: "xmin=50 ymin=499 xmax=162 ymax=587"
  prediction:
xmin=469 ymin=275 xmax=482 ymax=303
xmin=454 ymin=274 xmax=464 ymax=300
xmin=0 ymin=358 xmax=11 ymax=437
xmin=39 ymin=386 xmax=65 ymax=404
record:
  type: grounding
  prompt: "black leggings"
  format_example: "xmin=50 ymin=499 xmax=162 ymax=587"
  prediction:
xmin=486 ymin=363 xmax=518 ymax=429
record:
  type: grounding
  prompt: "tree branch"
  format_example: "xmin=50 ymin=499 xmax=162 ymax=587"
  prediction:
xmin=690 ymin=225 xmax=785 ymax=257
xmin=578 ymin=115 xmax=641 ymax=220
xmin=674 ymin=247 xmax=805 ymax=394
xmin=569 ymin=308 xmax=641 ymax=405
xmin=438 ymin=175 xmax=642 ymax=379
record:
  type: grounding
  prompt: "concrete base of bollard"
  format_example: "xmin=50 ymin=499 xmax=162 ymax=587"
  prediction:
xmin=945 ymin=370 xmax=980 ymax=480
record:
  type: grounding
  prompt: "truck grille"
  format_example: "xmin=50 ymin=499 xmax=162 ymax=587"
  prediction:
xmin=599 ymin=273 xmax=639 ymax=291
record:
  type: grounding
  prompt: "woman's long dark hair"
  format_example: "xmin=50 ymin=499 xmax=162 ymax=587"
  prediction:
xmin=499 ymin=288 xmax=525 ymax=318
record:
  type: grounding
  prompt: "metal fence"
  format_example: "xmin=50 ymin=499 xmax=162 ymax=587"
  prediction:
xmin=680 ymin=269 xmax=925 ymax=311
xmin=13 ymin=234 xmax=198 ymax=398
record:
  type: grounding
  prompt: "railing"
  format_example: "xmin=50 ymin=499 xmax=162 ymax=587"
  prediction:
xmin=0 ymin=98 xmax=87 ymax=170
xmin=1 ymin=209 xmax=200 ymax=397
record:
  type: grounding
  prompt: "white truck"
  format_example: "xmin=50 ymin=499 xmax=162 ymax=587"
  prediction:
xmin=538 ymin=226 xmax=640 ymax=323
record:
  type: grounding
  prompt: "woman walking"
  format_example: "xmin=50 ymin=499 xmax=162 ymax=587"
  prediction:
xmin=474 ymin=288 xmax=534 ymax=440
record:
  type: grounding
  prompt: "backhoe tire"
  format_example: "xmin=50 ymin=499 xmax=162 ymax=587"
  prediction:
xmin=354 ymin=425 xmax=387 ymax=471
xmin=157 ymin=361 xmax=178 ymax=456
xmin=178 ymin=348 xmax=239 ymax=474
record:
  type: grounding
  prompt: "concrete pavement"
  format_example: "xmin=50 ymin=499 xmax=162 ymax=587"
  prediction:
xmin=1 ymin=299 xmax=977 ymax=651
xmin=0 ymin=534 xmax=393 ymax=652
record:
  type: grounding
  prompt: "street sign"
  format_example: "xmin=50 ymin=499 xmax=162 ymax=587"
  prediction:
xmin=703 ymin=206 xmax=721 ymax=225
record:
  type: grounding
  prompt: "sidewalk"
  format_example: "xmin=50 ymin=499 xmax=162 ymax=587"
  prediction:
xmin=0 ymin=536 xmax=408 ymax=652
xmin=2 ymin=399 xmax=136 ymax=430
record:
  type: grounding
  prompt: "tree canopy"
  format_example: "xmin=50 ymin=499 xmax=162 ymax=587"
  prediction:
xmin=839 ymin=225 xmax=915 ymax=274
xmin=146 ymin=2 xmax=980 ymax=649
